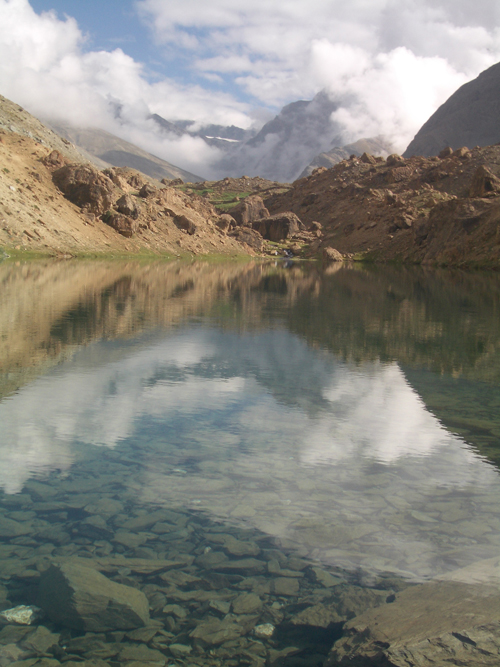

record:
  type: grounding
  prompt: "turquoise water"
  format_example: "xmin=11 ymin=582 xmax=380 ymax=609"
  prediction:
xmin=0 ymin=260 xmax=499 ymax=665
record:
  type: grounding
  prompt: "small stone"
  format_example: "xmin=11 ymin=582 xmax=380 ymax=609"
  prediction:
xmin=21 ymin=627 xmax=60 ymax=654
xmin=273 ymin=578 xmax=300 ymax=596
xmin=291 ymin=604 xmax=342 ymax=628
xmin=232 ymin=593 xmax=262 ymax=615
xmin=0 ymin=516 xmax=31 ymax=537
xmin=126 ymin=626 xmax=160 ymax=642
xmin=214 ymin=558 xmax=266 ymax=574
xmin=311 ymin=567 xmax=344 ymax=588
xmin=254 ymin=624 xmax=275 ymax=638
xmin=112 ymin=532 xmax=147 ymax=548
xmin=0 ymin=626 xmax=32 ymax=644
xmin=0 ymin=606 xmax=44 ymax=626
xmin=209 ymin=600 xmax=231 ymax=615
xmin=162 ymin=604 xmax=187 ymax=619
xmin=84 ymin=499 xmax=123 ymax=516
xmin=118 ymin=644 xmax=166 ymax=665
xmin=38 ymin=561 xmax=150 ymax=631
xmin=168 ymin=643 xmax=192 ymax=658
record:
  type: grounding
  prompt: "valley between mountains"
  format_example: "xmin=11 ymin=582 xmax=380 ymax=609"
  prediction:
xmin=1 ymin=92 xmax=500 ymax=268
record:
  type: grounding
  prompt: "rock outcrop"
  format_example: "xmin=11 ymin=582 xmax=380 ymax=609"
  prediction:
xmin=231 ymin=195 xmax=270 ymax=227
xmin=264 ymin=145 xmax=500 ymax=267
xmin=326 ymin=581 xmax=500 ymax=666
xmin=52 ymin=164 xmax=117 ymax=215
xmin=38 ymin=560 xmax=150 ymax=631
xmin=253 ymin=212 xmax=302 ymax=241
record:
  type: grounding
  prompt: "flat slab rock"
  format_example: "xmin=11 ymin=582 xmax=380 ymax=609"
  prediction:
xmin=326 ymin=580 xmax=500 ymax=666
xmin=38 ymin=560 xmax=150 ymax=632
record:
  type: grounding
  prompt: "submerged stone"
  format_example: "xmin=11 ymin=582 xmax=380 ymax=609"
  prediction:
xmin=232 ymin=593 xmax=262 ymax=615
xmin=254 ymin=623 xmax=275 ymax=638
xmin=38 ymin=561 xmax=150 ymax=631
xmin=0 ymin=606 xmax=43 ymax=626
xmin=21 ymin=627 xmax=60 ymax=655
xmin=326 ymin=581 xmax=500 ymax=667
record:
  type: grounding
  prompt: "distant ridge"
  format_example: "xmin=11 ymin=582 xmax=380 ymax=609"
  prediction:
xmin=404 ymin=61 xmax=500 ymax=157
xmin=49 ymin=124 xmax=203 ymax=183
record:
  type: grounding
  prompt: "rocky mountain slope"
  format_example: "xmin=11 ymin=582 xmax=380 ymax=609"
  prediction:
xmin=215 ymin=91 xmax=340 ymax=182
xmin=0 ymin=95 xmax=255 ymax=257
xmin=264 ymin=146 xmax=500 ymax=268
xmin=404 ymin=61 xmax=500 ymax=158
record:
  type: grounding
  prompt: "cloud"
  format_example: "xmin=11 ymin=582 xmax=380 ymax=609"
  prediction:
xmin=1 ymin=0 xmax=500 ymax=175
xmin=0 ymin=0 xmax=250 ymax=176
xmin=138 ymin=0 xmax=500 ymax=150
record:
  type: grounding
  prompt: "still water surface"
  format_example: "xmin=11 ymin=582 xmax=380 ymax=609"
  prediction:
xmin=1 ymin=259 xmax=500 ymax=665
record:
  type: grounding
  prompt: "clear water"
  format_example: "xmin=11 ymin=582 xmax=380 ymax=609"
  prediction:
xmin=0 ymin=259 xmax=500 ymax=666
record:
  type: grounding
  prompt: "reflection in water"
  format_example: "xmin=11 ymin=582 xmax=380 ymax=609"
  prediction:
xmin=1 ymin=323 xmax=499 ymax=583
xmin=2 ymin=260 xmax=500 ymax=664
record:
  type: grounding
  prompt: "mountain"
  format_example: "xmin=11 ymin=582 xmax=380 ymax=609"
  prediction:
xmin=0 ymin=93 xmax=253 ymax=258
xmin=404 ymin=61 xmax=500 ymax=158
xmin=214 ymin=91 xmax=345 ymax=182
xmin=151 ymin=115 xmax=255 ymax=151
xmin=49 ymin=123 xmax=203 ymax=183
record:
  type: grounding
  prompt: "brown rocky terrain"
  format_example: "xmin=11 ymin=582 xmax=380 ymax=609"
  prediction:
xmin=2 ymin=92 xmax=500 ymax=267
xmin=264 ymin=147 xmax=500 ymax=267
xmin=0 ymin=128 xmax=251 ymax=257
xmin=0 ymin=95 xmax=270 ymax=258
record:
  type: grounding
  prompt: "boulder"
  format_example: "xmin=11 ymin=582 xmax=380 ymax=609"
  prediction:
xmin=322 ymin=247 xmax=344 ymax=262
xmin=231 ymin=196 xmax=269 ymax=227
xmin=103 ymin=212 xmax=138 ymax=238
xmin=115 ymin=194 xmax=140 ymax=219
xmin=138 ymin=183 xmax=157 ymax=198
xmin=174 ymin=214 xmax=197 ymax=235
xmin=325 ymin=581 xmax=500 ymax=667
xmin=253 ymin=212 xmax=302 ymax=241
xmin=439 ymin=146 xmax=454 ymax=158
xmin=41 ymin=150 xmax=68 ymax=170
xmin=215 ymin=214 xmax=235 ymax=232
xmin=38 ymin=561 xmax=150 ymax=631
xmin=52 ymin=164 xmax=117 ymax=215
xmin=229 ymin=227 xmax=264 ymax=252
xmin=386 ymin=154 xmax=405 ymax=167
xmin=360 ymin=152 xmax=377 ymax=165
xmin=469 ymin=165 xmax=500 ymax=198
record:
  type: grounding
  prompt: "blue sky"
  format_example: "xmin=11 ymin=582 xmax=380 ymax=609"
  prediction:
xmin=1 ymin=0 xmax=500 ymax=175
xmin=28 ymin=0 xmax=265 ymax=106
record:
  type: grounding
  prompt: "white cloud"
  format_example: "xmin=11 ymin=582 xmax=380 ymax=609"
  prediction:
xmin=1 ymin=0 xmax=500 ymax=175
xmin=138 ymin=0 xmax=500 ymax=151
xmin=0 ymin=0 xmax=250 ymax=176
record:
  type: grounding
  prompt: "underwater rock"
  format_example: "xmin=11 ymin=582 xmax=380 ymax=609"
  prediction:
xmin=326 ymin=581 xmax=500 ymax=666
xmin=0 ymin=605 xmax=43 ymax=625
xmin=38 ymin=561 xmax=150 ymax=631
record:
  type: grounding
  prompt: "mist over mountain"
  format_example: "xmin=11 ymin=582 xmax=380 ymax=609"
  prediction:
xmin=213 ymin=91 xmax=346 ymax=182
xmin=50 ymin=123 xmax=204 ymax=183
xmin=61 ymin=89 xmax=391 ymax=184
xmin=404 ymin=61 xmax=500 ymax=158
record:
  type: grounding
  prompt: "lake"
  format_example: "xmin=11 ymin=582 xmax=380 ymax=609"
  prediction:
xmin=1 ymin=259 xmax=500 ymax=666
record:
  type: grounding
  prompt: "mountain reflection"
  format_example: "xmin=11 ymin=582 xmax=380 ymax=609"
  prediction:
xmin=1 ymin=323 xmax=499 ymax=582
xmin=1 ymin=259 xmax=500 ymax=580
